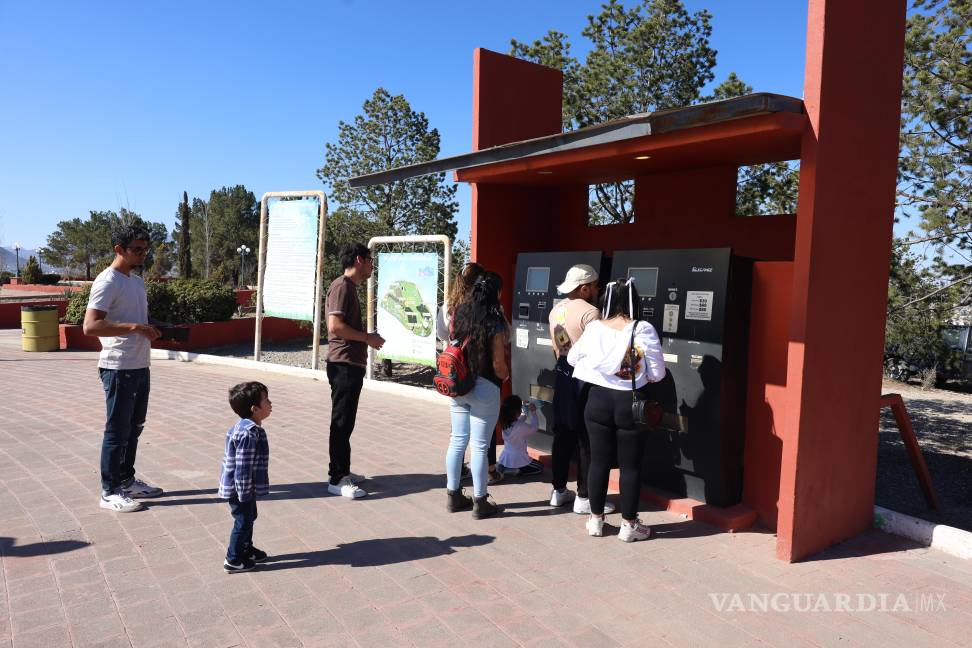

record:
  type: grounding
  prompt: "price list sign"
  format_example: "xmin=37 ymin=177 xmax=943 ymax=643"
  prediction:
xmin=684 ymin=290 xmax=715 ymax=321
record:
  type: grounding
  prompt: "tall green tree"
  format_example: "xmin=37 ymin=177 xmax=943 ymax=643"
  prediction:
xmin=39 ymin=211 xmax=112 ymax=279
xmin=705 ymin=73 xmax=801 ymax=216
xmin=177 ymin=191 xmax=192 ymax=278
xmin=511 ymin=0 xmax=718 ymax=223
xmin=20 ymin=256 xmax=41 ymax=284
xmin=898 ymin=0 xmax=971 ymax=304
xmin=316 ymin=87 xmax=459 ymax=282
xmin=202 ymin=185 xmax=259 ymax=285
xmin=40 ymin=209 xmax=168 ymax=279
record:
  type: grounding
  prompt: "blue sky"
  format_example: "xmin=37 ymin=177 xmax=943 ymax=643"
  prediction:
xmin=1 ymin=1 xmax=820 ymax=251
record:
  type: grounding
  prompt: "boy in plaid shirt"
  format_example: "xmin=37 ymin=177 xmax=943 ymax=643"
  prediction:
xmin=219 ymin=381 xmax=272 ymax=573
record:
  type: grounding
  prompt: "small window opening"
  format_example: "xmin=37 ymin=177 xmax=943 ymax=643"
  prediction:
xmin=735 ymin=161 xmax=800 ymax=217
xmin=588 ymin=179 xmax=635 ymax=226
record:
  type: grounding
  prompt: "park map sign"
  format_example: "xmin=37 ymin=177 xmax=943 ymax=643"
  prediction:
xmin=376 ymin=252 xmax=437 ymax=366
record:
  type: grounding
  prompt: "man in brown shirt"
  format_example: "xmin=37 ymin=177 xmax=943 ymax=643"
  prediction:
xmin=325 ymin=243 xmax=384 ymax=499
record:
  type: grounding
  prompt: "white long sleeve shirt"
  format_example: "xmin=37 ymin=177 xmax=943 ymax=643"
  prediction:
xmin=567 ymin=319 xmax=666 ymax=390
xmin=498 ymin=410 xmax=538 ymax=469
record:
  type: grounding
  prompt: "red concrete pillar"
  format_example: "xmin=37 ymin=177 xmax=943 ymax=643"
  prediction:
xmin=470 ymin=48 xmax=562 ymax=279
xmin=776 ymin=0 xmax=906 ymax=561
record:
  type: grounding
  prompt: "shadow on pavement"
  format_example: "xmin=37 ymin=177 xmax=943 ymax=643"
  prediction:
xmin=150 ymin=474 xmax=443 ymax=506
xmin=256 ymin=534 xmax=494 ymax=571
xmin=801 ymin=528 xmax=924 ymax=562
xmin=0 ymin=536 xmax=89 ymax=557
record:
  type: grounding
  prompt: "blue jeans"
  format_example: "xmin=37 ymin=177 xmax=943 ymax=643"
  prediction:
xmin=99 ymin=368 xmax=150 ymax=494
xmin=446 ymin=378 xmax=500 ymax=497
xmin=227 ymin=496 xmax=258 ymax=562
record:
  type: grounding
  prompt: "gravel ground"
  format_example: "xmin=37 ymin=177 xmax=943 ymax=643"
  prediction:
xmin=197 ymin=337 xmax=435 ymax=388
xmin=198 ymin=338 xmax=970 ymax=530
xmin=877 ymin=380 xmax=971 ymax=531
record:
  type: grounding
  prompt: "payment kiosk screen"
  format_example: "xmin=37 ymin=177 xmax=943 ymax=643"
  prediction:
xmin=627 ymin=267 xmax=659 ymax=297
xmin=526 ymin=267 xmax=551 ymax=293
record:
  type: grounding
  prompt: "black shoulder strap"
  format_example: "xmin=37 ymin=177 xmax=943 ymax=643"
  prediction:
xmin=629 ymin=319 xmax=639 ymax=392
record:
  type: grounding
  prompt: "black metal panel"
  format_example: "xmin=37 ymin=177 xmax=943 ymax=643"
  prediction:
xmin=610 ymin=248 xmax=752 ymax=506
xmin=511 ymin=251 xmax=606 ymax=439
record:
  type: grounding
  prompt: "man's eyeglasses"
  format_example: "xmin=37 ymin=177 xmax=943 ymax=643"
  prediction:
xmin=126 ymin=246 xmax=149 ymax=255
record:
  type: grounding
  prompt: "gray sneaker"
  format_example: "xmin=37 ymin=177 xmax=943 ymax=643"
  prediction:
xmin=121 ymin=477 xmax=163 ymax=499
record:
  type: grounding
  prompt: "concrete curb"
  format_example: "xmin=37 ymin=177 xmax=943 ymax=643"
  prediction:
xmin=874 ymin=505 xmax=972 ymax=560
xmin=150 ymin=349 xmax=447 ymax=405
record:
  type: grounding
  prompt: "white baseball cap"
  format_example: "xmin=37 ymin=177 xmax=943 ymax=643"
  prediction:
xmin=556 ymin=264 xmax=599 ymax=295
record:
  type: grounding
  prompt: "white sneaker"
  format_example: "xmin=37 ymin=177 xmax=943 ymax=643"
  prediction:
xmin=328 ymin=477 xmax=367 ymax=499
xmin=618 ymin=518 xmax=652 ymax=542
xmin=572 ymin=497 xmax=615 ymax=515
xmin=549 ymin=488 xmax=576 ymax=507
xmin=586 ymin=515 xmax=604 ymax=537
xmin=347 ymin=472 xmax=366 ymax=485
xmin=121 ymin=477 xmax=163 ymax=499
xmin=100 ymin=491 xmax=143 ymax=513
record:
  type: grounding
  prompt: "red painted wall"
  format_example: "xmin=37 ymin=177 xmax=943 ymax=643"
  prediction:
xmin=0 ymin=300 xmax=68 ymax=328
xmin=776 ymin=0 xmax=906 ymax=561
xmin=743 ymin=263 xmax=793 ymax=529
xmin=472 ymin=48 xmax=562 ymax=151
xmin=547 ymin=168 xmax=796 ymax=262
xmin=2 ymin=284 xmax=79 ymax=294
xmin=60 ymin=317 xmax=310 ymax=352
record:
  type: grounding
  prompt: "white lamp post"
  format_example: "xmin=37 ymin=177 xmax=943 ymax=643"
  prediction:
xmin=236 ymin=244 xmax=251 ymax=287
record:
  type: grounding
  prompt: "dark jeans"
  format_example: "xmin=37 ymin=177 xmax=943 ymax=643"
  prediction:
xmin=551 ymin=421 xmax=591 ymax=498
xmin=488 ymin=430 xmax=497 ymax=468
xmin=326 ymin=362 xmax=365 ymax=485
xmin=551 ymin=361 xmax=590 ymax=498
xmin=584 ymin=384 xmax=647 ymax=520
xmin=226 ymin=496 xmax=258 ymax=562
xmin=99 ymin=367 xmax=150 ymax=494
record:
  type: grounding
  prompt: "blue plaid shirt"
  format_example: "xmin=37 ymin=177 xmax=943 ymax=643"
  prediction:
xmin=218 ymin=418 xmax=270 ymax=501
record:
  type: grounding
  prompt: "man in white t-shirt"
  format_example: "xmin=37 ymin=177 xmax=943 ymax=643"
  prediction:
xmin=83 ymin=225 xmax=164 ymax=512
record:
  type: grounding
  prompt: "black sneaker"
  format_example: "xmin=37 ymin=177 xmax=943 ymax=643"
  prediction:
xmin=460 ymin=463 xmax=472 ymax=481
xmin=223 ymin=557 xmax=256 ymax=573
xmin=246 ymin=546 xmax=268 ymax=563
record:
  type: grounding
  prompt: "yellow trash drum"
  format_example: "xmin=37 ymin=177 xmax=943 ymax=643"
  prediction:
xmin=21 ymin=305 xmax=60 ymax=352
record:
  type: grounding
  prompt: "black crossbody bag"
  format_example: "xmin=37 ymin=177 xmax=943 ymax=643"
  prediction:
xmin=629 ymin=320 xmax=664 ymax=431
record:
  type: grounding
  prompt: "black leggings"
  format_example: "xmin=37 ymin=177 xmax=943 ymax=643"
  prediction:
xmin=584 ymin=384 xmax=646 ymax=520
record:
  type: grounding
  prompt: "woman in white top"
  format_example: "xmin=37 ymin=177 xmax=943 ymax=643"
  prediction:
xmin=567 ymin=277 xmax=666 ymax=542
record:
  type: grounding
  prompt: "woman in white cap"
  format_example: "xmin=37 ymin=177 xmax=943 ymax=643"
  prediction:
xmin=567 ymin=277 xmax=665 ymax=541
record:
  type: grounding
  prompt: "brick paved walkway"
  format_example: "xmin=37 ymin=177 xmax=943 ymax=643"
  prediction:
xmin=1 ymin=335 xmax=970 ymax=647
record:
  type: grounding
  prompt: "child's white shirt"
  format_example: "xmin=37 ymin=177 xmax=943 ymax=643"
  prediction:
xmin=498 ymin=410 xmax=538 ymax=469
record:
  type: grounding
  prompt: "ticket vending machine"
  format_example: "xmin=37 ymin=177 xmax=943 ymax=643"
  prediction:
xmin=511 ymin=251 xmax=605 ymax=450
xmin=610 ymin=248 xmax=752 ymax=506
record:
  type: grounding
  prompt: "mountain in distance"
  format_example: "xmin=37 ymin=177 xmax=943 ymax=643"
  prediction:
xmin=0 ymin=247 xmax=61 ymax=274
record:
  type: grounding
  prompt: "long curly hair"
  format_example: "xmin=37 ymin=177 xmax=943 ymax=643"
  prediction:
xmin=447 ymin=262 xmax=485 ymax=317
xmin=451 ymin=272 xmax=507 ymax=377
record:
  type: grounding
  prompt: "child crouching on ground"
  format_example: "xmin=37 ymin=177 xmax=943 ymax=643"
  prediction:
xmin=219 ymin=381 xmax=272 ymax=573
xmin=497 ymin=395 xmax=543 ymax=478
